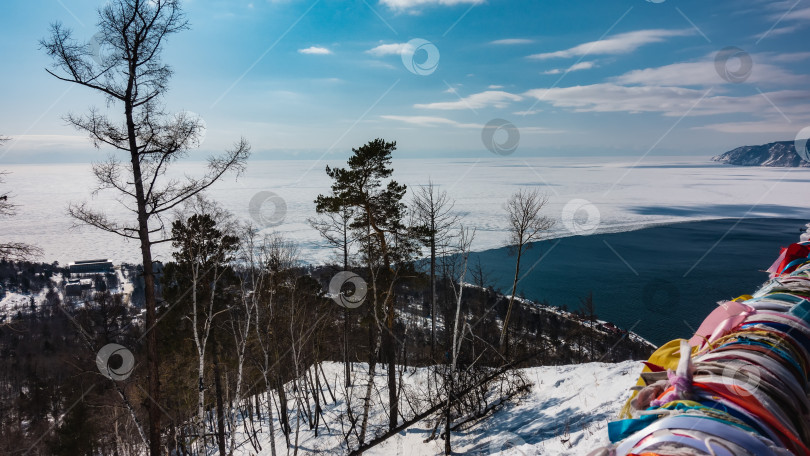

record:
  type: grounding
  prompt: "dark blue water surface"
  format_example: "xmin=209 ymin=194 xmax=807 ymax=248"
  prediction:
xmin=467 ymin=218 xmax=806 ymax=347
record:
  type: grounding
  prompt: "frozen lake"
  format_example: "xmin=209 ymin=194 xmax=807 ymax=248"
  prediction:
xmin=1 ymin=155 xmax=809 ymax=265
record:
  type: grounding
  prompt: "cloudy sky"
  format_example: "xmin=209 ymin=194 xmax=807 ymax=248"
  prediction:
xmin=1 ymin=0 xmax=809 ymax=162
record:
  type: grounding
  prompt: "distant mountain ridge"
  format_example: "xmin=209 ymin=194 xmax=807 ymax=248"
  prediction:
xmin=712 ymin=140 xmax=810 ymax=167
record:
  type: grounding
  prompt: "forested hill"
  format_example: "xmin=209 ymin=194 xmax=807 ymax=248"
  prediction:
xmin=0 ymin=257 xmax=651 ymax=455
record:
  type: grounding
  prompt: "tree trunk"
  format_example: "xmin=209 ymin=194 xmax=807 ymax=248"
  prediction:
xmin=343 ymin=222 xmax=351 ymax=388
xmin=387 ymin=329 xmax=397 ymax=430
xmin=430 ymin=234 xmax=436 ymax=360
xmin=276 ymin=375 xmax=291 ymax=443
xmin=213 ymin=345 xmax=227 ymax=456
xmin=500 ymin=249 xmax=523 ymax=354
xmin=126 ymin=96 xmax=161 ymax=456
xmin=265 ymin=380 xmax=278 ymax=456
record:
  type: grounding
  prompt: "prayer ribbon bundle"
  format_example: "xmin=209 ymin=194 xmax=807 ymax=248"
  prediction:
xmin=589 ymin=241 xmax=810 ymax=456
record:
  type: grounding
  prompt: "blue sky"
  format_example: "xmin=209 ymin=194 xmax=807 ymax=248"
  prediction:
xmin=1 ymin=0 xmax=810 ymax=162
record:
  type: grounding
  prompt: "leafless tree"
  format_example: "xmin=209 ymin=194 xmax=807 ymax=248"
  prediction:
xmin=309 ymin=207 xmax=359 ymax=387
xmin=0 ymin=137 xmax=43 ymax=260
xmin=411 ymin=180 xmax=459 ymax=359
xmin=500 ymin=189 xmax=554 ymax=354
xmin=444 ymin=226 xmax=474 ymax=454
xmin=41 ymin=2 xmax=250 ymax=453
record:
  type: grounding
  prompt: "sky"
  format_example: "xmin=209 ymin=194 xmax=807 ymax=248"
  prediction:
xmin=1 ymin=0 xmax=810 ymax=163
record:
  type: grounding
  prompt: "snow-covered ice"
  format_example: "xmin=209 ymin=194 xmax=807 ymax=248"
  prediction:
xmin=2 ymin=156 xmax=808 ymax=264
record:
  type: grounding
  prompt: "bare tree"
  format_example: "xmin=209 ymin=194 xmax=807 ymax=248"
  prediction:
xmin=500 ymin=189 xmax=554 ymax=354
xmin=0 ymin=137 xmax=43 ymax=260
xmin=411 ymin=180 xmax=459 ymax=359
xmin=41 ymin=2 xmax=250 ymax=453
xmin=309 ymin=207 xmax=358 ymax=387
xmin=444 ymin=226 xmax=474 ymax=455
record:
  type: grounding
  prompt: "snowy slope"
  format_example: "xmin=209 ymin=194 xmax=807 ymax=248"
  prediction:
xmin=227 ymin=360 xmax=640 ymax=456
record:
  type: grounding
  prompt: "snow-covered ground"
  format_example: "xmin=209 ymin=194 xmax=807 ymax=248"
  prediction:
xmin=224 ymin=360 xmax=640 ymax=456
xmin=2 ymin=156 xmax=809 ymax=265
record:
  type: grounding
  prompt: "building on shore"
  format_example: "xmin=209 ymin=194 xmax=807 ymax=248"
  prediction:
xmin=68 ymin=259 xmax=114 ymax=275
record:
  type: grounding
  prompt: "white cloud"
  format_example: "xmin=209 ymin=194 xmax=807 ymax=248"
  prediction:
xmin=490 ymin=38 xmax=534 ymax=45
xmin=767 ymin=51 xmax=810 ymax=63
xmin=543 ymin=61 xmax=597 ymax=75
xmin=488 ymin=84 xmax=504 ymax=89
xmin=754 ymin=24 xmax=802 ymax=40
xmin=523 ymin=84 xmax=810 ymax=117
xmin=2 ymin=135 xmax=90 ymax=150
xmin=298 ymin=46 xmax=332 ymax=55
xmin=379 ymin=0 xmax=484 ymax=11
xmin=414 ymin=90 xmax=523 ymax=110
xmin=528 ymin=29 xmax=693 ymax=60
xmin=781 ymin=6 xmax=810 ymax=21
xmin=513 ymin=110 xmax=541 ymax=115
xmin=366 ymin=43 xmax=408 ymax=56
xmin=695 ymin=119 xmax=810 ymax=133
xmin=380 ymin=115 xmax=481 ymax=128
xmin=614 ymin=54 xmax=807 ymax=87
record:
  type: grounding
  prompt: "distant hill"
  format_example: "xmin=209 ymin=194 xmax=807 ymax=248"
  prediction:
xmin=712 ymin=140 xmax=810 ymax=167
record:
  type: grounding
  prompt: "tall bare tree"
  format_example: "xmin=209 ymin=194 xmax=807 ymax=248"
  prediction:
xmin=41 ymin=2 xmax=250 ymax=453
xmin=499 ymin=189 xmax=554 ymax=354
xmin=411 ymin=180 xmax=459 ymax=359
xmin=444 ymin=226 xmax=475 ymax=455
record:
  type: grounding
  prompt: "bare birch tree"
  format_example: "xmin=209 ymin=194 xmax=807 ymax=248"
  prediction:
xmin=499 ymin=189 xmax=554 ymax=354
xmin=411 ymin=180 xmax=459 ymax=359
xmin=41 ymin=2 xmax=250 ymax=452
